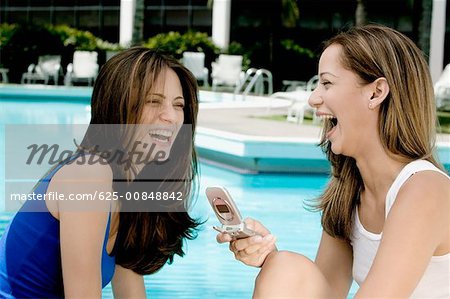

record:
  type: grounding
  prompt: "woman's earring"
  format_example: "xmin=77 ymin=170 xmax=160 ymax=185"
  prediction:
xmin=368 ymin=100 xmax=374 ymax=110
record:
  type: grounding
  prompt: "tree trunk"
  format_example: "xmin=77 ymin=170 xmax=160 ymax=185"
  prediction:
xmin=355 ymin=0 xmax=367 ymax=26
xmin=412 ymin=0 xmax=422 ymax=44
xmin=418 ymin=0 xmax=433 ymax=57
xmin=132 ymin=0 xmax=145 ymax=46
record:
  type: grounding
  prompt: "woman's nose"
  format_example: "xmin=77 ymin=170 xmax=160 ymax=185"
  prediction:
xmin=308 ymin=87 xmax=322 ymax=108
xmin=159 ymin=104 xmax=177 ymax=123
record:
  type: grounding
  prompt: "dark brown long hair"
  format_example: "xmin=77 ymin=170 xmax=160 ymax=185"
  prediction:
xmin=84 ymin=47 xmax=201 ymax=274
xmin=315 ymin=25 xmax=442 ymax=241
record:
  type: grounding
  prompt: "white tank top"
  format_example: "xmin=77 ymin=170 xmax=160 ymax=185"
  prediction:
xmin=350 ymin=160 xmax=450 ymax=298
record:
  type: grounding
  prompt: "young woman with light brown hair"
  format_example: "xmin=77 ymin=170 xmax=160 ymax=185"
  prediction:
xmin=218 ymin=25 xmax=449 ymax=298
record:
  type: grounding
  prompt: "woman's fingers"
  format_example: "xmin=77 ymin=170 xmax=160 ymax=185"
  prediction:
xmin=244 ymin=218 xmax=270 ymax=236
xmin=233 ymin=235 xmax=264 ymax=251
xmin=235 ymin=235 xmax=276 ymax=256
xmin=216 ymin=232 xmax=232 ymax=243
xmin=215 ymin=218 xmax=276 ymax=267
xmin=230 ymin=235 xmax=277 ymax=267
xmin=245 ymin=235 xmax=275 ymax=255
xmin=234 ymin=238 xmax=277 ymax=267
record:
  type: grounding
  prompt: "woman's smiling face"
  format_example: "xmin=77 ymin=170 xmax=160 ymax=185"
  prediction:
xmin=308 ymin=44 xmax=376 ymax=157
xmin=132 ymin=67 xmax=185 ymax=163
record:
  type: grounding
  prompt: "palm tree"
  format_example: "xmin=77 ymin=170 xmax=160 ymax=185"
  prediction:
xmin=355 ymin=0 xmax=367 ymax=26
xmin=132 ymin=0 xmax=145 ymax=46
xmin=281 ymin=0 xmax=300 ymax=28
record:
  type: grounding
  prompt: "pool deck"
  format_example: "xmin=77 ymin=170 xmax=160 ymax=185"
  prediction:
xmin=198 ymin=102 xmax=450 ymax=142
xmin=196 ymin=97 xmax=450 ymax=173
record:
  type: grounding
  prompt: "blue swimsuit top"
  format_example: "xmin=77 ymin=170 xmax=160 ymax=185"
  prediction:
xmin=0 ymin=156 xmax=116 ymax=298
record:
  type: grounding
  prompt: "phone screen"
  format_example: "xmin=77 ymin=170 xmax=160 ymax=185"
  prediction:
xmin=216 ymin=204 xmax=230 ymax=213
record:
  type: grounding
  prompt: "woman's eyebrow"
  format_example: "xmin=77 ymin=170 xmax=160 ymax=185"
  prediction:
xmin=149 ymin=93 xmax=184 ymax=101
xmin=149 ymin=93 xmax=165 ymax=98
xmin=319 ymin=72 xmax=338 ymax=78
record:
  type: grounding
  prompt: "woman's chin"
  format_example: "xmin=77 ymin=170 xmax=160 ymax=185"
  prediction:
xmin=330 ymin=142 xmax=342 ymax=155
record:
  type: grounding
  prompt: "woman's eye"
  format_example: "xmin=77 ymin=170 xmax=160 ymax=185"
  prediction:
xmin=321 ymin=81 xmax=331 ymax=86
xmin=147 ymin=99 xmax=161 ymax=104
xmin=175 ymin=103 xmax=185 ymax=109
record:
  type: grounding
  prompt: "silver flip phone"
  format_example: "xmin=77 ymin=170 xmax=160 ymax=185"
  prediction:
xmin=205 ymin=186 xmax=258 ymax=239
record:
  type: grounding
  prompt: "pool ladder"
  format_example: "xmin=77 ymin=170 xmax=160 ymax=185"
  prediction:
xmin=234 ymin=68 xmax=273 ymax=99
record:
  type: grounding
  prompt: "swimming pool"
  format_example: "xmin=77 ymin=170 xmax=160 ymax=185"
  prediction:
xmin=0 ymin=162 xmax=329 ymax=298
xmin=0 ymin=90 xmax=359 ymax=297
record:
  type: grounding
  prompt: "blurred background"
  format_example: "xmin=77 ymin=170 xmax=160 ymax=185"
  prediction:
xmin=1 ymin=0 xmax=449 ymax=90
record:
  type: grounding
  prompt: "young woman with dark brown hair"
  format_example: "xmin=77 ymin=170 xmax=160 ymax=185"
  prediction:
xmin=0 ymin=47 xmax=201 ymax=298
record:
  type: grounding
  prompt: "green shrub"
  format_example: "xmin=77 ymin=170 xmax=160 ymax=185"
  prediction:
xmin=280 ymin=39 xmax=315 ymax=59
xmin=0 ymin=23 xmax=122 ymax=82
xmin=144 ymin=31 xmax=254 ymax=71
xmin=45 ymin=24 xmax=121 ymax=51
xmin=0 ymin=23 xmax=19 ymax=49
xmin=0 ymin=23 xmax=19 ymax=67
xmin=144 ymin=31 xmax=219 ymax=59
xmin=0 ymin=24 xmax=67 ymax=82
xmin=437 ymin=111 xmax=450 ymax=133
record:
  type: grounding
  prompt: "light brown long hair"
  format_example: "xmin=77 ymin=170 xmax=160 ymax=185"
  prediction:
xmin=316 ymin=25 xmax=442 ymax=241
xmin=83 ymin=47 xmax=201 ymax=274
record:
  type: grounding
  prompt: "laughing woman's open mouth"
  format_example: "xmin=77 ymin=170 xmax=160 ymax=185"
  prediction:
xmin=149 ymin=129 xmax=174 ymax=144
xmin=318 ymin=114 xmax=338 ymax=139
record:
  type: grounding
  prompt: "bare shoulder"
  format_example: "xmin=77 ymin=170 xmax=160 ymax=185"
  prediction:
xmin=397 ymin=170 xmax=449 ymax=207
xmin=388 ymin=169 xmax=449 ymax=253
xmin=357 ymin=170 xmax=449 ymax=296
xmin=52 ymin=154 xmax=113 ymax=182
xmin=47 ymin=155 xmax=114 ymax=217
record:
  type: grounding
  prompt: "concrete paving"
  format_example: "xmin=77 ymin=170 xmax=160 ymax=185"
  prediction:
xmin=198 ymin=105 xmax=322 ymax=139
xmin=197 ymin=104 xmax=449 ymax=144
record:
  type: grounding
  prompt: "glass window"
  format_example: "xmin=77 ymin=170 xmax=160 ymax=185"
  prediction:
xmin=57 ymin=0 xmax=77 ymax=5
xmin=102 ymin=0 xmax=120 ymax=6
xmin=77 ymin=0 xmax=100 ymax=6
xmin=33 ymin=0 xmax=52 ymax=6
xmin=165 ymin=0 xmax=189 ymax=6
xmin=7 ymin=0 xmax=29 ymax=6
xmin=103 ymin=10 xmax=119 ymax=26
xmin=166 ymin=9 xmax=188 ymax=26
xmin=191 ymin=0 xmax=208 ymax=5
xmin=54 ymin=10 xmax=76 ymax=26
xmin=78 ymin=9 xmax=100 ymax=26
xmin=193 ymin=9 xmax=211 ymax=26
xmin=31 ymin=11 xmax=51 ymax=25
xmin=146 ymin=10 xmax=163 ymax=25
xmin=7 ymin=11 xmax=28 ymax=23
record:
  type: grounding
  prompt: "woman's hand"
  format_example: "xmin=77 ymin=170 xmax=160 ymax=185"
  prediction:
xmin=216 ymin=218 xmax=277 ymax=267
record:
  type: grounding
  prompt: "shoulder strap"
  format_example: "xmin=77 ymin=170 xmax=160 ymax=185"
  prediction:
xmin=385 ymin=160 xmax=449 ymax=218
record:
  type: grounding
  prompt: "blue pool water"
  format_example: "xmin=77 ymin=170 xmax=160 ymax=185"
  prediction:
xmin=0 ymin=94 xmax=357 ymax=297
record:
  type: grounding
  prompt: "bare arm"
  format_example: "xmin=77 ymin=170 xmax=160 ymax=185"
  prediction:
xmin=49 ymin=158 xmax=113 ymax=298
xmin=112 ymin=265 xmax=146 ymax=299
xmin=315 ymin=231 xmax=353 ymax=299
xmin=356 ymin=171 xmax=449 ymax=298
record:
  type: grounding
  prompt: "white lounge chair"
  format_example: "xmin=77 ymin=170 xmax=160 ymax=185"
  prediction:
xmin=271 ymin=75 xmax=319 ymax=124
xmin=21 ymin=55 xmax=62 ymax=85
xmin=435 ymin=64 xmax=450 ymax=110
xmin=211 ymin=54 xmax=243 ymax=91
xmin=182 ymin=51 xmax=209 ymax=87
xmin=64 ymin=51 xmax=99 ymax=86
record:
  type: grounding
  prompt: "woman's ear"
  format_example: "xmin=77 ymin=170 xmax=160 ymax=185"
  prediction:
xmin=368 ymin=77 xmax=389 ymax=110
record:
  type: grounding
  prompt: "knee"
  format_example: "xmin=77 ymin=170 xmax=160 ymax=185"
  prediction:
xmin=255 ymin=251 xmax=314 ymax=292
